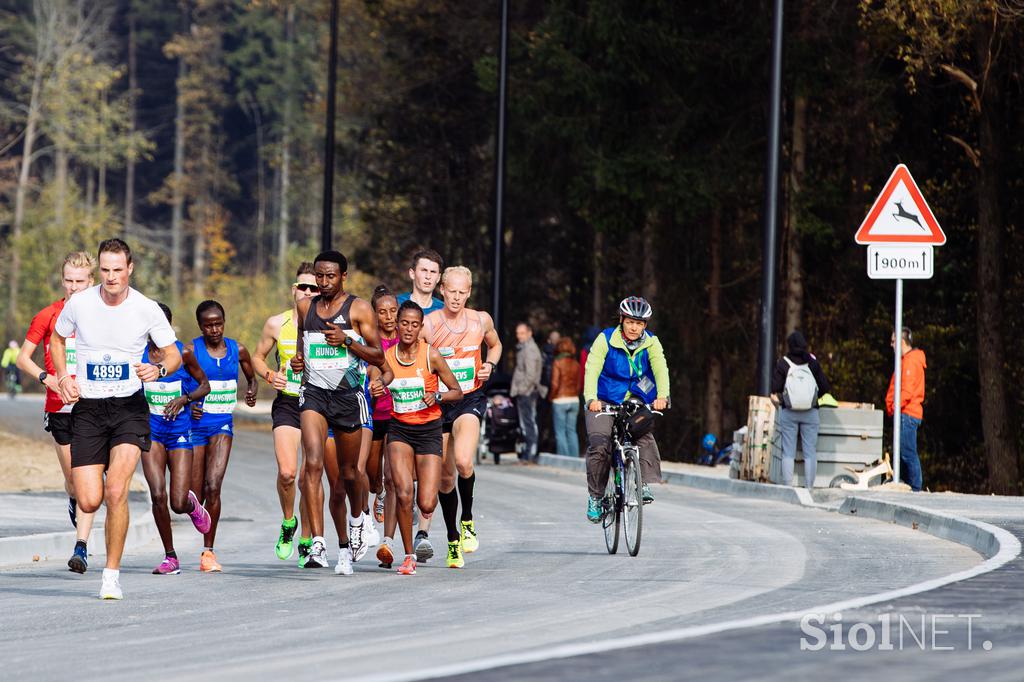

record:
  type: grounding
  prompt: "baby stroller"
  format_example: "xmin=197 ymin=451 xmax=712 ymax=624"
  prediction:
xmin=476 ymin=374 xmax=522 ymax=465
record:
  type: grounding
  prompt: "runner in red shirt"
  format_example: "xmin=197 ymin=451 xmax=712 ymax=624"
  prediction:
xmin=15 ymin=252 xmax=98 ymax=574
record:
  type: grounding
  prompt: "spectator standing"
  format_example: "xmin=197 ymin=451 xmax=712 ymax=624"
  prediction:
xmin=886 ymin=328 xmax=926 ymax=492
xmin=548 ymin=337 xmax=581 ymax=456
xmin=770 ymin=331 xmax=831 ymax=489
xmin=510 ymin=322 xmax=543 ymax=462
xmin=538 ymin=330 xmax=559 ymax=451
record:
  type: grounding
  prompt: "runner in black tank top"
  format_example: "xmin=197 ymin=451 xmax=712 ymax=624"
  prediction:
xmin=292 ymin=251 xmax=384 ymax=571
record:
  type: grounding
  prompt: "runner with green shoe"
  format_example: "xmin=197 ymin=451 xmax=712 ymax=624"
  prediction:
xmin=251 ymin=263 xmax=318 ymax=562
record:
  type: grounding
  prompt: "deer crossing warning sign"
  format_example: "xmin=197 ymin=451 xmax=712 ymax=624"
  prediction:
xmin=854 ymin=164 xmax=946 ymax=245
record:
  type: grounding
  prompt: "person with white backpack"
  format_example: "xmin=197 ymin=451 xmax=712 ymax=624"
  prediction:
xmin=770 ymin=331 xmax=832 ymax=488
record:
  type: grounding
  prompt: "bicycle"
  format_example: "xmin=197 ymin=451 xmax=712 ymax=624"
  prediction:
xmin=598 ymin=399 xmax=661 ymax=557
xmin=5 ymin=369 xmax=19 ymax=400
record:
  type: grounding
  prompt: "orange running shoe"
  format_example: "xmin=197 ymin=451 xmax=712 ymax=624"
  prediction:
xmin=396 ymin=554 xmax=416 ymax=575
xmin=200 ymin=550 xmax=222 ymax=572
xmin=376 ymin=537 xmax=395 ymax=569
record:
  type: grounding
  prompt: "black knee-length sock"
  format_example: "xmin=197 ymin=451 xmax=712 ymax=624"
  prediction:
xmin=438 ymin=488 xmax=461 ymax=542
xmin=458 ymin=472 xmax=475 ymax=522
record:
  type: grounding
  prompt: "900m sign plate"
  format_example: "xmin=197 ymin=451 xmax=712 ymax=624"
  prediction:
xmin=867 ymin=245 xmax=934 ymax=280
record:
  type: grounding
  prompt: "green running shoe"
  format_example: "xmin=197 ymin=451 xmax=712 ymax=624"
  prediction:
xmin=276 ymin=517 xmax=298 ymax=560
xmin=460 ymin=520 xmax=479 ymax=553
xmin=297 ymin=537 xmax=312 ymax=568
xmin=446 ymin=540 xmax=464 ymax=569
xmin=586 ymin=496 xmax=602 ymax=524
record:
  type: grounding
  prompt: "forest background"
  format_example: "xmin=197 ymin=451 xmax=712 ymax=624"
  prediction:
xmin=2 ymin=1 xmax=1023 ymax=494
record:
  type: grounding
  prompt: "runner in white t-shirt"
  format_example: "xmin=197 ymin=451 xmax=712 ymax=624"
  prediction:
xmin=51 ymin=239 xmax=181 ymax=600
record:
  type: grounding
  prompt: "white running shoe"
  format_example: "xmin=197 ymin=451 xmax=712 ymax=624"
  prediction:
xmin=99 ymin=570 xmax=122 ymax=600
xmin=305 ymin=537 xmax=328 ymax=568
xmin=335 ymin=546 xmax=353 ymax=576
xmin=362 ymin=514 xmax=380 ymax=548
xmin=348 ymin=517 xmax=368 ymax=562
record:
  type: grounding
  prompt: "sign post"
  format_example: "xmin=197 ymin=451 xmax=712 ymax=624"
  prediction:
xmin=855 ymin=164 xmax=945 ymax=488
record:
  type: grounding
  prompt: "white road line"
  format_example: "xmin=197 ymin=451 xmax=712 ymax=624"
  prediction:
xmin=357 ymin=508 xmax=1020 ymax=682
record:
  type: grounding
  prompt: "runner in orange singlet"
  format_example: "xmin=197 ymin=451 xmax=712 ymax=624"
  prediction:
xmin=420 ymin=266 xmax=502 ymax=568
xmin=371 ymin=301 xmax=463 ymax=574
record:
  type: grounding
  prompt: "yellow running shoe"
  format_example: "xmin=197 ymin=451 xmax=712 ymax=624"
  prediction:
xmin=460 ymin=520 xmax=479 ymax=553
xmin=200 ymin=550 xmax=222 ymax=573
xmin=446 ymin=540 xmax=464 ymax=568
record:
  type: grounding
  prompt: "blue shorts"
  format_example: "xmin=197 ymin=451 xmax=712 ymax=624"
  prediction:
xmin=150 ymin=414 xmax=192 ymax=451
xmin=191 ymin=418 xmax=234 ymax=447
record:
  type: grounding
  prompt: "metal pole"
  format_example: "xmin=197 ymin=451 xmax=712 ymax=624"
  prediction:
xmin=757 ymin=0 xmax=784 ymax=395
xmin=893 ymin=278 xmax=903 ymax=485
xmin=321 ymin=0 xmax=339 ymax=252
xmin=491 ymin=0 xmax=509 ymax=337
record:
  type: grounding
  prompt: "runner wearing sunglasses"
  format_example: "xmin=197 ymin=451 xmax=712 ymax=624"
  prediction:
xmin=252 ymin=263 xmax=321 ymax=562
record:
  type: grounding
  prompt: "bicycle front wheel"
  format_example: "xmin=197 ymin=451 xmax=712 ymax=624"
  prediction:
xmin=623 ymin=447 xmax=643 ymax=556
xmin=602 ymin=473 xmax=620 ymax=554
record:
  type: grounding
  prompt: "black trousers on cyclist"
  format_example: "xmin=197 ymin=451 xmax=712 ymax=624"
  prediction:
xmin=583 ymin=405 xmax=661 ymax=499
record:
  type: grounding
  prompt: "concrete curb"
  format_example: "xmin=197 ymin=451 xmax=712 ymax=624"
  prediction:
xmin=0 ymin=474 xmax=158 ymax=568
xmin=837 ymin=496 xmax=1005 ymax=559
xmin=535 ymin=452 xmax=1012 ymax=562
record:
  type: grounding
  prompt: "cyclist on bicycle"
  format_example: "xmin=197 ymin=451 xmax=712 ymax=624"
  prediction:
xmin=583 ymin=297 xmax=670 ymax=522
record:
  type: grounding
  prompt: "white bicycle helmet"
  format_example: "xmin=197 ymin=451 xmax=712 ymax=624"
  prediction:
xmin=618 ymin=296 xmax=653 ymax=320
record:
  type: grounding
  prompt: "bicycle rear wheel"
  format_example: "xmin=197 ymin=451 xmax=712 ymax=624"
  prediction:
xmin=602 ymin=473 xmax=620 ymax=554
xmin=623 ymin=447 xmax=643 ymax=556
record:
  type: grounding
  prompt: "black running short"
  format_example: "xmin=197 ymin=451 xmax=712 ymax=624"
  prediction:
xmin=272 ymin=392 xmax=301 ymax=430
xmin=70 ymin=391 xmax=151 ymax=468
xmin=388 ymin=419 xmax=443 ymax=456
xmin=372 ymin=417 xmax=390 ymax=442
xmin=441 ymin=389 xmax=486 ymax=434
xmin=43 ymin=411 xmax=74 ymax=446
xmin=299 ymin=384 xmax=365 ymax=434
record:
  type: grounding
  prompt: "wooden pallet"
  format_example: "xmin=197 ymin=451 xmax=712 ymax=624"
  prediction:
xmin=740 ymin=395 xmax=775 ymax=482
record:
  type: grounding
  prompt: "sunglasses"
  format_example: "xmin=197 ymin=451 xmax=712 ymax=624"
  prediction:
xmin=294 ymin=283 xmax=320 ymax=292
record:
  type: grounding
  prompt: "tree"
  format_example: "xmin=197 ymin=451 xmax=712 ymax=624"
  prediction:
xmin=864 ymin=0 xmax=1021 ymax=494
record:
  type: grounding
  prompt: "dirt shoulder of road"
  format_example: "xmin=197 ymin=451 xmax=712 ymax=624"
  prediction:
xmin=0 ymin=429 xmax=66 ymax=493
xmin=0 ymin=428 xmax=147 ymax=493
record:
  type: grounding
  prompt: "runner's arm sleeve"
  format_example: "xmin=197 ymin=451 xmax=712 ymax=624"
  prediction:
xmin=583 ymin=334 xmax=609 ymax=403
xmin=647 ymin=336 xmax=670 ymax=399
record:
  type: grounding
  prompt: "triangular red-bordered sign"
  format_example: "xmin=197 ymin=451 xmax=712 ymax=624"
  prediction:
xmin=855 ymin=164 xmax=946 ymax=245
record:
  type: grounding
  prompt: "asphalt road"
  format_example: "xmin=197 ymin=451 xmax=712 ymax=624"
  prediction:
xmin=0 ymin=397 xmax=989 ymax=681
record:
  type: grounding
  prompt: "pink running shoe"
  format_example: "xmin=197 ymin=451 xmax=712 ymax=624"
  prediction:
xmin=187 ymin=490 xmax=212 ymax=534
xmin=152 ymin=556 xmax=181 ymax=575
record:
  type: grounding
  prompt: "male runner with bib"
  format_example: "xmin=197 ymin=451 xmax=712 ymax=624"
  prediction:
xmin=252 ymin=263 xmax=318 ymax=563
xmin=291 ymin=251 xmax=383 ymax=570
xmin=421 ymin=266 xmax=502 ymax=568
xmin=52 ymin=238 xmax=181 ymax=599
xmin=17 ymin=252 xmax=97 ymax=573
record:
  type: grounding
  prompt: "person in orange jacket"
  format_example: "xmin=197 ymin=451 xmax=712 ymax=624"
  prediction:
xmin=886 ymin=328 xmax=926 ymax=491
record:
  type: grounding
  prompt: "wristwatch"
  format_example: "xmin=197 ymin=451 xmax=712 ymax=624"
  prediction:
xmin=156 ymin=363 xmax=167 ymax=378
xmin=344 ymin=336 xmax=353 ymax=347
xmin=38 ymin=371 xmax=48 ymax=385
xmin=435 ymin=391 xmax=443 ymax=404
